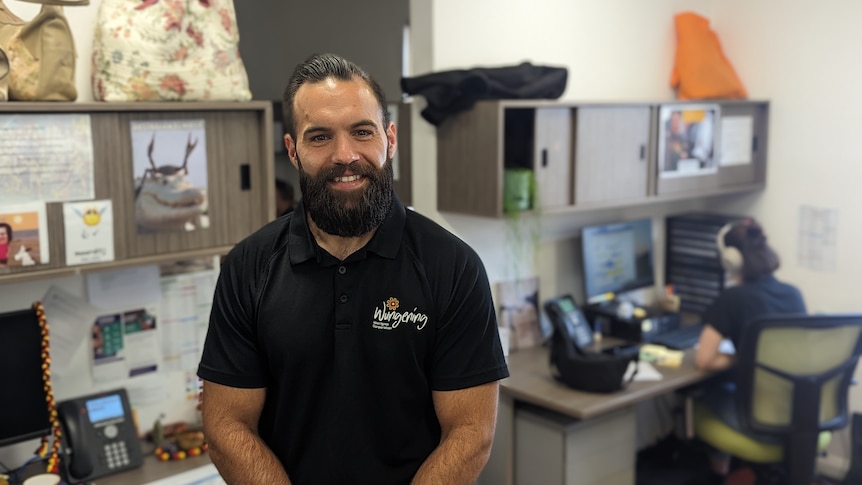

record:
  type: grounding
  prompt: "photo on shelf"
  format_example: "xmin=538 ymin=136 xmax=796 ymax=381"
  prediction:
xmin=0 ymin=201 xmax=49 ymax=268
xmin=130 ymin=119 xmax=209 ymax=234
xmin=658 ymin=103 xmax=720 ymax=179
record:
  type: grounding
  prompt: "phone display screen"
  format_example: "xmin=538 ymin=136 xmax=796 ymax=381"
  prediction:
xmin=86 ymin=394 xmax=125 ymax=423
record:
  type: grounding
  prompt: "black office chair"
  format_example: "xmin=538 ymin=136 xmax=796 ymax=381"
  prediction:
xmin=694 ymin=314 xmax=862 ymax=485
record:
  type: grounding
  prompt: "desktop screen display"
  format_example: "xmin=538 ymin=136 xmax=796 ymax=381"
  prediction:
xmin=581 ymin=218 xmax=655 ymax=304
xmin=0 ymin=307 xmax=51 ymax=447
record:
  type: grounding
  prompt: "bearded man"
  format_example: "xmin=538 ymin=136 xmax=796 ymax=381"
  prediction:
xmin=198 ymin=53 xmax=509 ymax=485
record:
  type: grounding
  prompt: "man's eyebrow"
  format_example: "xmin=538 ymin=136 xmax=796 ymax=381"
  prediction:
xmin=302 ymin=125 xmax=330 ymax=138
xmin=350 ymin=119 xmax=379 ymax=130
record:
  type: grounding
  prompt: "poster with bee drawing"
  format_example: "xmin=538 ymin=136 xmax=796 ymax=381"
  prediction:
xmin=63 ymin=200 xmax=115 ymax=265
xmin=130 ymin=119 xmax=209 ymax=234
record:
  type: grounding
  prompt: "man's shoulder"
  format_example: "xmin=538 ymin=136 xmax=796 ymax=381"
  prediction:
xmin=227 ymin=216 xmax=291 ymax=263
xmin=403 ymin=209 xmax=479 ymax=258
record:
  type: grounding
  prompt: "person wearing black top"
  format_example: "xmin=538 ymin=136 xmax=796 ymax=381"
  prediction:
xmin=695 ymin=218 xmax=807 ymax=477
xmin=198 ymin=53 xmax=509 ymax=485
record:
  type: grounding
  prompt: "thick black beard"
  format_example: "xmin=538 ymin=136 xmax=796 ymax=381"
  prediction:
xmin=298 ymin=157 xmax=393 ymax=237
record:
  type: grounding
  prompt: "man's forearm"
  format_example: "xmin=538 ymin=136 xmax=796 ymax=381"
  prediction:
xmin=207 ymin=424 xmax=292 ymax=485
xmin=411 ymin=429 xmax=493 ymax=485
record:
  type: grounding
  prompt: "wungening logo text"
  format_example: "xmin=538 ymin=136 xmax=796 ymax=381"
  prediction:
xmin=372 ymin=297 xmax=429 ymax=331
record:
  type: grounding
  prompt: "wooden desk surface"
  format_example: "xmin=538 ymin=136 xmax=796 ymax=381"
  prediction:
xmin=501 ymin=345 xmax=714 ymax=420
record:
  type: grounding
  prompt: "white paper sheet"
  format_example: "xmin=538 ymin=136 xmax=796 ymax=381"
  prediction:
xmin=142 ymin=463 xmax=225 ymax=485
xmin=631 ymin=361 xmax=664 ymax=382
xmin=0 ymin=113 xmax=95 ymax=205
xmin=798 ymin=205 xmax=839 ymax=272
xmin=40 ymin=285 xmax=101 ymax=375
xmin=86 ymin=265 xmax=161 ymax=310
xmin=719 ymin=116 xmax=754 ymax=166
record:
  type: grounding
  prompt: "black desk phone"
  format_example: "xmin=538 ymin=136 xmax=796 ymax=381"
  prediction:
xmin=544 ymin=294 xmax=640 ymax=358
xmin=544 ymin=294 xmax=594 ymax=350
xmin=57 ymin=388 xmax=143 ymax=484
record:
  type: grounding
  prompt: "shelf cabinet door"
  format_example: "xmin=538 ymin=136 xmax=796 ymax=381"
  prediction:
xmin=533 ymin=107 xmax=573 ymax=209
xmin=574 ymin=106 xmax=650 ymax=205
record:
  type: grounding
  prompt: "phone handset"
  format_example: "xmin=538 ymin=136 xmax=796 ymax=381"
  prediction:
xmin=544 ymin=295 xmax=595 ymax=352
xmin=58 ymin=400 xmax=95 ymax=480
xmin=56 ymin=389 xmax=143 ymax=484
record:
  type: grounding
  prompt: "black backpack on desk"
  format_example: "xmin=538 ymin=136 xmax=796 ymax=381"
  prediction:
xmin=549 ymin=333 xmax=639 ymax=393
xmin=545 ymin=294 xmax=640 ymax=393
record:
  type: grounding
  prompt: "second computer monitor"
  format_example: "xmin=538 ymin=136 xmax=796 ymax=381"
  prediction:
xmin=581 ymin=218 xmax=655 ymax=304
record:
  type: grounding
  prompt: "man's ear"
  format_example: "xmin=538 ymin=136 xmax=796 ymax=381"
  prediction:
xmin=386 ymin=121 xmax=397 ymax=160
xmin=285 ymin=134 xmax=299 ymax=169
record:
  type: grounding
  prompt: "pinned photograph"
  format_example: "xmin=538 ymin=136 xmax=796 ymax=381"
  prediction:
xmin=64 ymin=200 xmax=115 ymax=265
xmin=658 ymin=104 xmax=720 ymax=178
xmin=131 ymin=119 xmax=209 ymax=234
xmin=496 ymin=277 xmax=546 ymax=351
xmin=0 ymin=202 xmax=49 ymax=268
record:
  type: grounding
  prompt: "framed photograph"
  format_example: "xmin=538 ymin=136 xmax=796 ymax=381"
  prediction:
xmin=658 ymin=104 xmax=720 ymax=178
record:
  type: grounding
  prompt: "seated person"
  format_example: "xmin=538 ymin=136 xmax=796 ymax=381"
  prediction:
xmin=694 ymin=218 xmax=807 ymax=478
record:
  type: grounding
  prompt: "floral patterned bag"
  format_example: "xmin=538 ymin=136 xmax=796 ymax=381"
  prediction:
xmin=92 ymin=0 xmax=252 ymax=101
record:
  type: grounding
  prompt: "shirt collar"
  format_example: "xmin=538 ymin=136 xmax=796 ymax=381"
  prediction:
xmin=288 ymin=194 xmax=406 ymax=265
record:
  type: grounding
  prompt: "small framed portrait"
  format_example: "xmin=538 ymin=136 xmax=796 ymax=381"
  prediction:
xmin=658 ymin=104 xmax=720 ymax=178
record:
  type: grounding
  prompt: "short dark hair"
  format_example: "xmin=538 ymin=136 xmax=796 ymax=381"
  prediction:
xmin=281 ymin=53 xmax=390 ymax=141
xmin=724 ymin=219 xmax=780 ymax=282
xmin=0 ymin=222 xmax=11 ymax=240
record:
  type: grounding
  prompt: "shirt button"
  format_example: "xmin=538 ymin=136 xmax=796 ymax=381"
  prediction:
xmin=338 ymin=266 xmax=347 ymax=275
xmin=339 ymin=294 xmax=349 ymax=303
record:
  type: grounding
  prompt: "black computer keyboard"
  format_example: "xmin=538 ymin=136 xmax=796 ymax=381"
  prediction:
xmin=650 ymin=323 xmax=704 ymax=350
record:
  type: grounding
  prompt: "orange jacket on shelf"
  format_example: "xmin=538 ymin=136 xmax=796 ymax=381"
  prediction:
xmin=671 ymin=12 xmax=748 ymax=100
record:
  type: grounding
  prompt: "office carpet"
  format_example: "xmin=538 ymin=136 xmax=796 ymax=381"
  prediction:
xmin=635 ymin=433 xmax=842 ymax=485
xmin=636 ymin=434 xmax=714 ymax=485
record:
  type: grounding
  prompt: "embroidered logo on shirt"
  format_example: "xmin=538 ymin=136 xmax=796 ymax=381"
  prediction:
xmin=373 ymin=297 xmax=429 ymax=331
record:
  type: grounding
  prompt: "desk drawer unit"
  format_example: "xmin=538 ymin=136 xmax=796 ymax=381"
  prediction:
xmin=515 ymin=403 xmax=636 ymax=485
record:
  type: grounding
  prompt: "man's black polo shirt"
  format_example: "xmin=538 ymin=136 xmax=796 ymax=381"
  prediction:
xmin=198 ymin=195 xmax=509 ymax=484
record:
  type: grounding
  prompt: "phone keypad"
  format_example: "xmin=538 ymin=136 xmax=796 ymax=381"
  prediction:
xmin=103 ymin=441 xmax=131 ymax=469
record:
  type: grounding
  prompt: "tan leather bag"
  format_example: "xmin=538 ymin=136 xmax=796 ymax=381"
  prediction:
xmin=0 ymin=0 xmax=79 ymax=101
xmin=0 ymin=45 xmax=8 ymax=101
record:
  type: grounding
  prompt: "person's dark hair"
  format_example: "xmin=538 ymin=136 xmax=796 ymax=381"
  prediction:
xmin=281 ymin=53 xmax=390 ymax=141
xmin=0 ymin=222 xmax=12 ymax=240
xmin=724 ymin=219 xmax=780 ymax=282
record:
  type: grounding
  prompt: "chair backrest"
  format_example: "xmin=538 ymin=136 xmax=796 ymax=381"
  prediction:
xmin=736 ymin=313 xmax=862 ymax=437
xmin=735 ymin=313 xmax=862 ymax=484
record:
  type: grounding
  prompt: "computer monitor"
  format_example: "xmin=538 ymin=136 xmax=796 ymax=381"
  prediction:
xmin=0 ymin=306 xmax=51 ymax=447
xmin=581 ymin=218 xmax=655 ymax=305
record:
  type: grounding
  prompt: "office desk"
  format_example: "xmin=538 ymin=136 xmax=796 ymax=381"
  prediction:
xmin=482 ymin=345 xmax=714 ymax=485
xmin=95 ymin=453 xmax=214 ymax=485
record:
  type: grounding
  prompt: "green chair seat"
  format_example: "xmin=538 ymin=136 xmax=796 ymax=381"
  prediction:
xmin=694 ymin=401 xmax=832 ymax=464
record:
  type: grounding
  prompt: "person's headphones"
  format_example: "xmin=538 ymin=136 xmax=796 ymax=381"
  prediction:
xmin=716 ymin=221 xmax=745 ymax=273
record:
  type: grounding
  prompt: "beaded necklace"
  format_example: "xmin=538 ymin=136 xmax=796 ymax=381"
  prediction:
xmin=32 ymin=302 xmax=62 ymax=474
